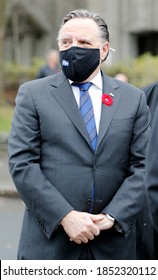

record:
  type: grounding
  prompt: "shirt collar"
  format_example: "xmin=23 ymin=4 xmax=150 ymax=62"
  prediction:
xmin=69 ymin=70 xmax=103 ymax=90
xmin=90 ymin=70 xmax=103 ymax=90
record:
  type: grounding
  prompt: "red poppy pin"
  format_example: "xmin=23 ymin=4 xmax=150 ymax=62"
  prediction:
xmin=102 ymin=94 xmax=113 ymax=106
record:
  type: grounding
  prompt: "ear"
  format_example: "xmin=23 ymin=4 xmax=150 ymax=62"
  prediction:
xmin=100 ymin=42 xmax=110 ymax=61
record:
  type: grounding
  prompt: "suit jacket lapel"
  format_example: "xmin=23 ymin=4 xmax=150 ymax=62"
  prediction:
xmin=49 ymin=71 xmax=92 ymax=148
xmin=97 ymin=73 xmax=121 ymax=149
xmin=49 ymin=71 xmax=121 ymax=151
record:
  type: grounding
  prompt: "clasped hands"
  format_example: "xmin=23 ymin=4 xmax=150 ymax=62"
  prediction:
xmin=60 ymin=210 xmax=114 ymax=244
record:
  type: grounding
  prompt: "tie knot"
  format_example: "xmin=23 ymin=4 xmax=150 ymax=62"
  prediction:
xmin=73 ymin=82 xmax=92 ymax=91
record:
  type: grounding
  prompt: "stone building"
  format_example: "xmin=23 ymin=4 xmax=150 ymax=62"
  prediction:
xmin=5 ymin=0 xmax=158 ymax=66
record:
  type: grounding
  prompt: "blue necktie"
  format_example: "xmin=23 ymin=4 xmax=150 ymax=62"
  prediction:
xmin=73 ymin=82 xmax=97 ymax=213
xmin=73 ymin=82 xmax=98 ymax=151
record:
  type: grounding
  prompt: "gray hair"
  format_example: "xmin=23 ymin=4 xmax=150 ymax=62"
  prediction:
xmin=57 ymin=9 xmax=109 ymax=43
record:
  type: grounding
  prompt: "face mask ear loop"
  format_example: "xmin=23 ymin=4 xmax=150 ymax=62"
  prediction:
xmin=100 ymin=40 xmax=116 ymax=52
xmin=110 ymin=47 xmax=116 ymax=52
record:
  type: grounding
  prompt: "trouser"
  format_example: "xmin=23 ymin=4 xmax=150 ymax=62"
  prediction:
xmin=78 ymin=243 xmax=95 ymax=260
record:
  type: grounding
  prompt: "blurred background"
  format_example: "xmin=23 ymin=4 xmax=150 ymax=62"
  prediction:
xmin=1 ymin=0 xmax=158 ymax=106
xmin=0 ymin=0 xmax=158 ymax=259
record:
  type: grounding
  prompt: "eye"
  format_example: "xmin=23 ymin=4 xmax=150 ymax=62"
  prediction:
xmin=62 ymin=40 xmax=70 ymax=45
xmin=80 ymin=40 xmax=91 ymax=45
xmin=61 ymin=39 xmax=72 ymax=47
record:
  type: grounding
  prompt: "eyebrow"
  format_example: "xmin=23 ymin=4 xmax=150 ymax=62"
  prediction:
xmin=59 ymin=35 xmax=93 ymax=42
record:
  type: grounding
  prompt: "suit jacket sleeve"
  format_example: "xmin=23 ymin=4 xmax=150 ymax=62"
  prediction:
xmin=103 ymin=90 xmax=150 ymax=236
xmin=8 ymin=83 xmax=74 ymax=239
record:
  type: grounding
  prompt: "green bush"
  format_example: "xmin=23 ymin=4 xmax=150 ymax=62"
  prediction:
xmin=3 ymin=53 xmax=158 ymax=93
xmin=1 ymin=53 xmax=158 ymax=134
xmin=5 ymin=53 xmax=158 ymax=87
xmin=128 ymin=53 xmax=158 ymax=87
xmin=103 ymin=53 xmax=158 ymax=88
xmin=3 ymin=57 xmax=45 ymax=105
xmin=4 ymin=57 xmax=45 ymax=87
xmin=0 ymin=104 xmax=14 ymax=134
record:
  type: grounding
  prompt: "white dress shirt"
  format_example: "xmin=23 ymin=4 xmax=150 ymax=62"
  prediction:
xmin=70 ymin=71 xmax=103 ymax=134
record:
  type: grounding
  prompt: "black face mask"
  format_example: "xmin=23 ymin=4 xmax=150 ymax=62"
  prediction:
xmin=60 ymin=46 xmax=100 ymax=82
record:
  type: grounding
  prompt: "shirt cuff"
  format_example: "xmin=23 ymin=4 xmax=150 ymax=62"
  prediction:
xmin=106 ymin=214 xmax=115 ymax=222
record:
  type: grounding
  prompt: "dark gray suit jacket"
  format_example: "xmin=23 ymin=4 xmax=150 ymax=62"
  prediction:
xmin=8 ymin=71 xmax=150 ymax=259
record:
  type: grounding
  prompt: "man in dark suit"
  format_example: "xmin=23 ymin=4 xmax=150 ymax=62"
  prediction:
xmin=139 ymin=81 xmax=158 ymax=259
xmin=8 ymin=9 xmax=150 ymax=260
xmin=144 ymin=81 xmax=158 ymax=116
xmin=36 ymin=49 xmax=60 ymax=78
xmin=136 ymin=81 xmax=158 ymax=259
xmin=145 ymin=102 xmax=158 ymax=233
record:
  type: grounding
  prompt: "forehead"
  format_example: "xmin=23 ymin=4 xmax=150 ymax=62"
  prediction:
xmin=60 ymin=18 xmax=100 ymax=39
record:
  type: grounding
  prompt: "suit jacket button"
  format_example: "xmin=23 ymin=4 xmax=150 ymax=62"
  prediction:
xmin=86 ymin=199 xmax=92 ymax=205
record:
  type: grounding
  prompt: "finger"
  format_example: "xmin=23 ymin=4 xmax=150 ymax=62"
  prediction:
xmin=81 ymin=237 xmax=89 ymax=243
xmin=86 ymin=232 xmax=94 ymax=240
xmin=74 ymin=239 xmax=82 ymax=244
xmin=90 ymin=214 xmax=105 ymax=222
xmin=96 ymin=219 xmax=114 ymax=230
xmin=91 ymin=224 xmax=100 ymax=236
